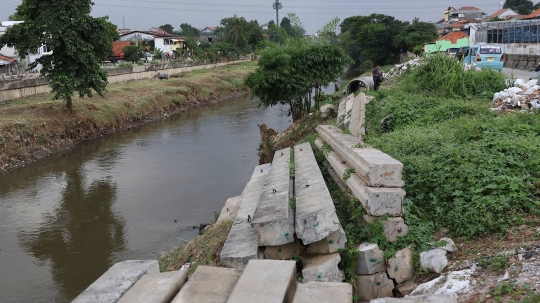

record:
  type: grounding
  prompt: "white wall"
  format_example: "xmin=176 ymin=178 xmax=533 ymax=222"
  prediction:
xmin=119 ymin=32 xmax=156 ymax=41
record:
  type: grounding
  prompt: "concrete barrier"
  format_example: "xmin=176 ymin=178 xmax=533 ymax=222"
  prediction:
xmin=292 ymin=282 xmax=353 ymax=303
xmin=252 ymin=147 xmax=294 ymax=246
xmin=117 ymin=270 xmax=188 ymax=303
xmin=171 ymin=266 xmax=241 ymax=303
xmin=221 ymin=164 xmax=270 ymax=270
xmin=294 ymin=142 xmax=347 ymax=250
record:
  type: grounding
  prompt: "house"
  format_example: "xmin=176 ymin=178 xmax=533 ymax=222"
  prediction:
xmin=424 ymin=31 xmax=469 ymax=54
xmin=154 ymin=37 xmax=185 ymax=56
xmin=119 ymin=29 xmax=173 ymax=42
xmin=200 ymin=26 xmax=218 ymax=43
xmin=109 ymin=41 xmax=131 ymax=62
xmin=522 ymin=8 xmax=540 ymax=19
xmin=490 ymin=8 xmax=519 ymax=19
xmin=0 ymin=53 xmax=15 ymax=74
xmin=0 ymin=20 xmax=52 ymax=71
xmin=445 ymin=6 xmax=487 ymax=22
xmin=260 ymin=23 xmax=269 ymax=30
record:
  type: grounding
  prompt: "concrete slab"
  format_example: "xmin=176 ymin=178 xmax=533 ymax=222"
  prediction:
xmin=253 ymin=147 xmax=295 ymax=246
xmin=356 ymin=242 xmax=385 ymax=275
xmin=302 ymin=253 xmax=345 ymax=283
xmin=316 ymin=125 xmax=404 ymax=188
xmin=294 ymin=142 xmax=347 ymax=249
xmin=226 ymin=260 xmax=297 ymax=303
xmin=221 ymin=164 xmax=270 ymax=270
xmin=306 ymin=229 xmax=347 ymax=254
xmin=72 ymin=260 xmax=159 ymax=303
xmin=171 ymin=266 xmax=241 ymax=303
xmin=349 ymin=93 xmax=366 ymax=138
xmin=118 ymin=270 xmax=188 ymax=303
xmin=325 ymin=150 xmax=404 ymax=217
xmin=292 ymin=282 xmax=353 ymax=303
xmin=364 ymin=215 xmax=409 ymax=243
xmin=370 ymin=294 xmax=458 ymax=303
xmin=217 ymin=196 xmax=242 ymax=223
xmin=264 ymin=237 xmax=304 ymax=260
xmin=387 ymin=246 xmax=413 ymax=283
xmin=354 ymin=271 xmax=394 ymax=301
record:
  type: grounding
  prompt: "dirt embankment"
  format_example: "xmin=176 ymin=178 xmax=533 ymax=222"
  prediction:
xmin=0 ymin=62 xmax=256 ymax=174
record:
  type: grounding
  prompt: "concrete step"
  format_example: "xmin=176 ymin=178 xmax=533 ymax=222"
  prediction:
xmin=302 ymin=253 xmax=344 ymax=283
xmin=316 ymin=125 xmax=404 ymax=188
xmin=292 ymin=282 xmax=353 ymax=303
xmin=306 ymin=230 xmax=347 ymax=254
xmin=72 ymin=260 xmax=159 ymax=303
xmin=253 ymin=147 xmax=294 ymax=246
xmin=264 ymin=237 xmax=304 ymax=260
xmin=370 ymin=294 xmax=458 ymax=303
xmin=294 ymin=142 xmax=347 ymax=251
xmin=117 ymin=270 xmax=188 ymax=303
xmin=226 ymin=260 xmax=297 ymax=303
xmin=354 ymin=271 xmax=395 ymax=301
xmin=217 ymin=196 xmax=242 ymax=223
xmin=321 ymin=146 xmax=405 ymax=217
xmin=221 ymin=164 xmax=271 ymax=270
xmin=171 ymin=266 xmax=242 ymax=303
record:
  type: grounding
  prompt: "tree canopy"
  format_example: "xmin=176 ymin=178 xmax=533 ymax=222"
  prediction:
xmin=176 ymin=23 xmax=199 ymax=37
xmin=339 ymin=14 xmax=408 ymax=66
xmin=158 ymin=24 xmax=174 ymax=34
xmin=504 ymin=0 xmax=534 ymax=15
xmin=393 ymin=19 xmax=438 ymax=52
xmin=245 ymin=43 xmax=352 ymax=121
xmin=0 ymin=0 xmax=119 ymax=110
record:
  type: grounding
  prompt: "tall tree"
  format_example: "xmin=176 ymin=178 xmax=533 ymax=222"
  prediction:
xmin=8 ymin=0 xmax=27 ymax=21
xmin=504 ymin=0 xmax=534 ymax=15
xmin=533 ymin=1 xmax=540 ymax=10
xmin=280 ymin=17 xmax=294 ymax=37
xmin=393 ymin=20 xmax=438 ymax=52
xmin=339 ymin=14 xmax=407 ymax=66
xmin=287 ymin=13 xmax=305 ymax=39
xmin=0 ymin=0 xmax=119 ymax=111
xmin=221 ymin=15 xmax=249 ymax=49
xmin=158 ymin=24 xmax=174 ymax=34
xmin=178 ymin=23 xmax=199 ymax=37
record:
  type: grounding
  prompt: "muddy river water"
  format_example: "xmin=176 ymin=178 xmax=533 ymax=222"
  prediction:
xmin=0 ymin=95 xmax=291 ymax=302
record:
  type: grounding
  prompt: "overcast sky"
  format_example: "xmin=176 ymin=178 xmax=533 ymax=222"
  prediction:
xmin=1 ymin=0 xmax=506 ymax=34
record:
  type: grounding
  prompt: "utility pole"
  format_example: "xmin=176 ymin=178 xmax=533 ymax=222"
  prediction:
xmin=272 ymin=0 xmax=282 ymax=44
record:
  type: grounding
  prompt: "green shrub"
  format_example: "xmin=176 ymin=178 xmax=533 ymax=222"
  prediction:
xmin=137 ymin=60 xmax=144 ymax=65
xmin=151 ymin=59 xmax=159 ymax=64
xmin=400 ymin=54 xmax=506 ymax=98
xmin=118 ymin=62 xmax=133 ymax=68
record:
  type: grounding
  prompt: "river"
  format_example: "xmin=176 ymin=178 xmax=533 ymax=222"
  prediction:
xmin=0 ymin=68 xmax=361 ymax=302
xmin=0 ymin=95 xmax=292 ymax=303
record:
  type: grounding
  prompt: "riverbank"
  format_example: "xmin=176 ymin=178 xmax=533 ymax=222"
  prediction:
xmin=0 ymin=61 xmax=256 ymax=174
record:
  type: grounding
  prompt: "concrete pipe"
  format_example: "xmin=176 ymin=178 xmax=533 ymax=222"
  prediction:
xmin=346 ymin=76 xmax=374 ymax=95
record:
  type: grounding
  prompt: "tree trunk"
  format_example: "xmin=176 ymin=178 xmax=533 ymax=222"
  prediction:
xmin=66 ymin=96 xmax=73 ymax=111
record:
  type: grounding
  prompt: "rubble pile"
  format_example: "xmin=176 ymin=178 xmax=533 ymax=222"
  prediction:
xmin=384 ymin=58 xmax=422 ymax=79
xmin=491 ymin=78 xmax=540 ymax=111
xmin=463 ymin=63 xmax=482 ymax=71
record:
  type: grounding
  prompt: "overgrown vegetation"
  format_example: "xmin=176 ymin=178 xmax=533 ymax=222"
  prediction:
xmin=158 ymin=220 xmax=233 ymax=275
xmin=363 ymin=56 xmax=540 ymax=238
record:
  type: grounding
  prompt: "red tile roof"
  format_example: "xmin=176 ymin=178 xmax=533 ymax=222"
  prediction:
xmin=458 ymin=6 xmax=481 ymax=11
xmin=437 ymin=31 xmax=469 ymax=43
xmin=450 ymin=23 xmax=464 ymax=28
xmin=111 ymin=41 xmax=131 ymax=58
xmin=0 ymin=54 xmax=15 ymax=64
xmin=523 ymin=8 xmax=540 ymax=19
xmin=491 ymin=9 xmax=507 ymax=17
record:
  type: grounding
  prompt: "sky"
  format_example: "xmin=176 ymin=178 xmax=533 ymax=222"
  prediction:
xmin=1 ymin=0 xmax=508 ymax=34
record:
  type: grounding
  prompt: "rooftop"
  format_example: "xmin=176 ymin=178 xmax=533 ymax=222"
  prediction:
xmin=436 ymin=31 xmax=469 ymax=43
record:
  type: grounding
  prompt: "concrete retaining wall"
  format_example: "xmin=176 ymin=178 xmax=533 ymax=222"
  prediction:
xmin=503 ymin=54 xmax=540 ymax=70
xmin=0 ymin=58 xmax=249 ymax=103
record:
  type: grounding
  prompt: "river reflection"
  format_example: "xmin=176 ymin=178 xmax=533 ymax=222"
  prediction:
xmin=0 ymin=95 xmax=291 ymax=303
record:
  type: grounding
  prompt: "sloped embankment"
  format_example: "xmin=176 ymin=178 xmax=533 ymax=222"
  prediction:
xmin=0 ymin=62 xmax=255 ymax=173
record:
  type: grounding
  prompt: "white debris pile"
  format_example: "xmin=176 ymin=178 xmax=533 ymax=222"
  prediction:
xmin=384 ymin=58 xmax=422 ymax=79
xmin=491 ymin=78 xmax=540 ymax=111
xmin=464 ymin=63 xmax=481 ymax=71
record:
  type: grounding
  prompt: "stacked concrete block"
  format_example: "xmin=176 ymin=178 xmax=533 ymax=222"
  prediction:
xmin=315 ymin=125 xmax=415 ymax=300
xmin=226 ymin=260 xmax=297 ymax=303
xmin=292 ymin=282 xmax=353 ymax=303
xmin=221 ymin=164 xmax=271 ymax=270
xmin=252 ymin=148 xmax=295 ymax=246
xmin=349 ymin=93 xmax=367 ymax=138
xmin=118 ymin=270 xmax=188 ymax=303
xmin=302 ymin=253 xmax=345 ymax=283
xmin=172 ymin=266 xmax=241 ymax=303
xmin=337 ymin=93 xmax=355 ymax=128
xmin=263 ymin=237 xmax=303 ymax=260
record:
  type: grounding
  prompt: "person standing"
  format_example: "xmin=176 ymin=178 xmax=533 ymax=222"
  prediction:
xmin=372 ymin=65 xmax=381 ymax=91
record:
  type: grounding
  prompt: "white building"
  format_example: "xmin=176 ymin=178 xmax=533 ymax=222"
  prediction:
xmin=119 ymin=31 xmax=159 ymax=42
xmin=154 ymin=37 xmax=185 ymax=56
xmin=0 ymin=20 xmax=52 ymax=71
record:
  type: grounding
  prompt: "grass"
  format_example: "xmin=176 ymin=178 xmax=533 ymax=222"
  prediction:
xmin=363 ymin=55 xmax=540 ymax=238
xmin=158 ymin=220 xmax=233 ymax=276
